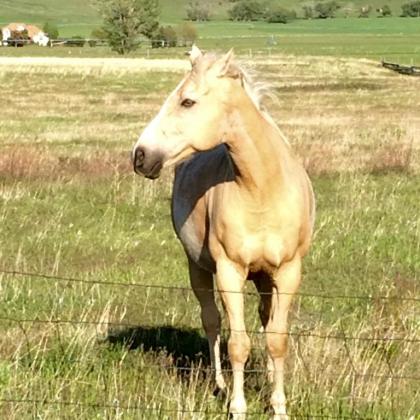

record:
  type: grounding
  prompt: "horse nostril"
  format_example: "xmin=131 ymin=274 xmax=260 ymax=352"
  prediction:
xmin=134 ymin=147 xmax=145 ymax=168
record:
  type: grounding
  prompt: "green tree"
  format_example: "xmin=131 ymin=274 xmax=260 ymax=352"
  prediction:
xmin=265 ymin=6 xmax=296 ymax=23
xmin=401 ymin=0 xmax=420 ymax=16
xmin=97 ymin=0 xmax=160 ymax=54
xmin=314 ymin=1 xmax=340 ymax=18
xmin=89 ymin=27 xmax=108 ymax=47
xmin=43 ymin=22 xmax=59 ymax=39
xmin=379 ymin=4 xmax=392 ymax=16
xmin=302 ymin=5 xmax=314 ymax=19
xmin=161 ymin=25 xmax=177 ymax=47
xmin=177 ymin=22 xmax=197 ymax=46
xmin=228 ymin=0 xmax=264 ymax=21
xmin=186 ymin=0 xmax=210 ymax=21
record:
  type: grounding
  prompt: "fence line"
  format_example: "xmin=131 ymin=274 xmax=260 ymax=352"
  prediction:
xmin=1 ymin=315 xmax=418 ymax=344
xmin=0 ymin=398 xmax=373 ymax=419
xmin=1 ymin=268 xmax=418 ymax=417
xmin=1 ymin=269 xmax=419 ymax=302
xmin=6 ymin=353 xmax=418 ymax=382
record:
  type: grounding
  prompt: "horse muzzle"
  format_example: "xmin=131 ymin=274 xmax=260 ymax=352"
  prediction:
xmin=132 ymin=146 xmax=163 ymax=180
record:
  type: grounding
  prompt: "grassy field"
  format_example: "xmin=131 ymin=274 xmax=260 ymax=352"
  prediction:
xmin=0 ymin=54 xmax=419 ymax=418
xmin=1 ymin=0 xmax=420 ymax=65
xmin=1 ymin=17 xmax=420 ymax=65
xmin=0 ymin=0 xmax=416 ymax=25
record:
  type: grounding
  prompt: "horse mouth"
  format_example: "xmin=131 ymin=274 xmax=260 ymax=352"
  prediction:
xmin=145 ymin=161 xmax=163 ymax=179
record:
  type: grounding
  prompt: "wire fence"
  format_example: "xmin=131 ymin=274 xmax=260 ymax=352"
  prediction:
xmin=0 ymin=398 xmax=375 ymax=419
xmin=0 ymin=268 xmax=419 ymax=417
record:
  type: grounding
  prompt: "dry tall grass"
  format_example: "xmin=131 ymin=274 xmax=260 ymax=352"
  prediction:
xmin=0 ymin=54 xmax=418 ymax=418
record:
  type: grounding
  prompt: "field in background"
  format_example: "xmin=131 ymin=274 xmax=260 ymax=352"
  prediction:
xmin=0 ymin=54 xmax=419 ymax=418
xmin=0 ymin=0 xmax=418 ymax=26
xmin=1 ymin=17 xmax=420 ymax=65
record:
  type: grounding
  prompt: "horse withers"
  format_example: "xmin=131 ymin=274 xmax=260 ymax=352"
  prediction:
xmin=132 ymin=46 xmax=315 ymax=419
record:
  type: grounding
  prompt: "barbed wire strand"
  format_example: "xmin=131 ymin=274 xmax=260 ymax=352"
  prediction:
xmin=0 ymin=315 xmax=418 ymax=343
xmin=0 ymin=397 xmax=373 ymax=418
xmin=9 ymin=354 xmax=419 ymax=382
xmin=1 ymin=269 xmax=419 ymax=302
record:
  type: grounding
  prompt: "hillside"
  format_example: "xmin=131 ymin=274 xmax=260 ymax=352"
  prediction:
xmin=0 ymin=0 xmax=414 ymax=34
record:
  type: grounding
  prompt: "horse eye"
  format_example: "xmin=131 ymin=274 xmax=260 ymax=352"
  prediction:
xmin=181 ymin=98 xmax=196 ymax=108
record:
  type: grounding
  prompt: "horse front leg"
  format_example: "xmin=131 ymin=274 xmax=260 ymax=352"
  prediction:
xmin=266 ymin=256 xmax=302 ymax=420
xmin=253 ymin=274 xmax=275 ymax=384
xmin=188 ymin=258 xmax=226 ymax=394
xmin=216 ymin=259 xmax=250 ymax=420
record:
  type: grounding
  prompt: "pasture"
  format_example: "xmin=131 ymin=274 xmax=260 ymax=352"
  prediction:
xmin=0 ymin=55 xmax=419 ymax=418
xmin=1 ymin=17 xmax=420 ymax=66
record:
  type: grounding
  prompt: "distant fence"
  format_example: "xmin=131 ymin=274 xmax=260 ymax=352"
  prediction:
xmin=0 ymin=38 xmax=195 ymax=49
xmin=0 ymin=269 xmax=419 ymax=418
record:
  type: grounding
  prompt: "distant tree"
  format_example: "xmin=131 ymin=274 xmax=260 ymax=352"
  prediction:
xmin=401 ymin=0 xmax=420 ymax=16
xmin=162 ymin=25 xmax=178 ymax=47
xmin=177 ymin=22 xmax=197 ymax=46
xmin=91 ymin=27 xmax=108 ymax=39
xmin=302 ymin=5 xmax=314 ymax=19
xmin=43 ymin=22 xmax=59 ymax=39
xmin=186 ymin=0 xmax=210 ymax=21
xmin=88 ymin=27 xmax=108 ymax=47
xmin=8 ymin=29 xmax=29 ymax=47
xmin=359 ymin=5 xmax=372 ymax=17
xmin=228 ymin=0 xmax=264 ymax=21
xmin=265 ymin=6 xmax=296 ymax=23
xmin=377 ymin=4 xmax=392 ymax=16
xmin=314 ymin=1 xmax=340 ymax=18
xmin=96 ymin=0 xmax=160 ymax=54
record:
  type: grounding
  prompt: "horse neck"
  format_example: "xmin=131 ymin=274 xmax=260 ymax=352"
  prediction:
xmin=224 ymin=93 xmax=289 ymax=200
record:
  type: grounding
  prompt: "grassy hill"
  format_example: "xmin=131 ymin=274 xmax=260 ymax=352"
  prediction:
xmin=0 ymin=0 xmax=419 ymax=64
xmin=0 ymin=0 xmax=416 ymax=33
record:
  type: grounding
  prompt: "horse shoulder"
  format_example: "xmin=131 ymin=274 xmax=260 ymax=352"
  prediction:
xmin=172 ymin=146 xmax=233 ymax=271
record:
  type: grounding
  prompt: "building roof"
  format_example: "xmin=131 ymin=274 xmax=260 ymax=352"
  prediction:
xmin=3 ymin=23 xmax=44 ymax=39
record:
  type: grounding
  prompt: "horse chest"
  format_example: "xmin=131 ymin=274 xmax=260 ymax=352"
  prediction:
xmin=221 ymin=228 xmax=288 ymax=272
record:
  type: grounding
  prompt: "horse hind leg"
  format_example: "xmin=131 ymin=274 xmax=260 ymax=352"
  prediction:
xmin=188 ymin=258 xmax=226 ymax=394
xmin=266 ymin=257 xmax=302 ymax=420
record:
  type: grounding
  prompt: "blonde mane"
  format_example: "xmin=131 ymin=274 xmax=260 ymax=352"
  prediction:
xmin=238 ymin=64 xmax=291 ymax=146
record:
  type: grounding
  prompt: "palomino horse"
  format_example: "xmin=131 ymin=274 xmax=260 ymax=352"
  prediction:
xmin=132 ymin=46 xmax=315 ymax=419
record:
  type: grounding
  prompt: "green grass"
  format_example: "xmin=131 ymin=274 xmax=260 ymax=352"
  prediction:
xmin=0 ymin=55 xmax=419 ymax=418
xmin=2 ymin=17 xmax=420 ymax=64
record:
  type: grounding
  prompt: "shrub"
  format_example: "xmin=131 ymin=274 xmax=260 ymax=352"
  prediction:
xmin=377 ymin=4 xmax=392 ymax=16
xmin=302 ymin=5 xmax=314 ymax=19
xmin=314 ymin=1 xmax=340 ymax=18
xmin=43 ymin=22 xmax=59 ymax=39
xmin=151 ymin=26 xmax=178 ymax=48
xmin=228 ymin=0 xmax=264 ymax=21
xmin=265 ymin=6 xmax=296 ymax=23
xmin=88 ymin=27 xmax=108 ymax=47
xmin=162 ymin=26 xmax=178 ymax=47
xmin=177 ymin=22 xmax=197 ymax=46
xmin=186 ymin=0 xmax=210 ymax=21
xmin=66 ymin=36 xmax=85 ymax=47
xmin=401 ymin=0 xmax=420 ymax=16
xmin=359 ymin=5 xmax=372 ymax=17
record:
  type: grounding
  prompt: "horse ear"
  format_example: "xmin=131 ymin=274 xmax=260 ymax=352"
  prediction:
xmin=216 ymin=48 xmax=240 ymax=79
xmin=188 ymin=44 xmax=203 ymax=65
